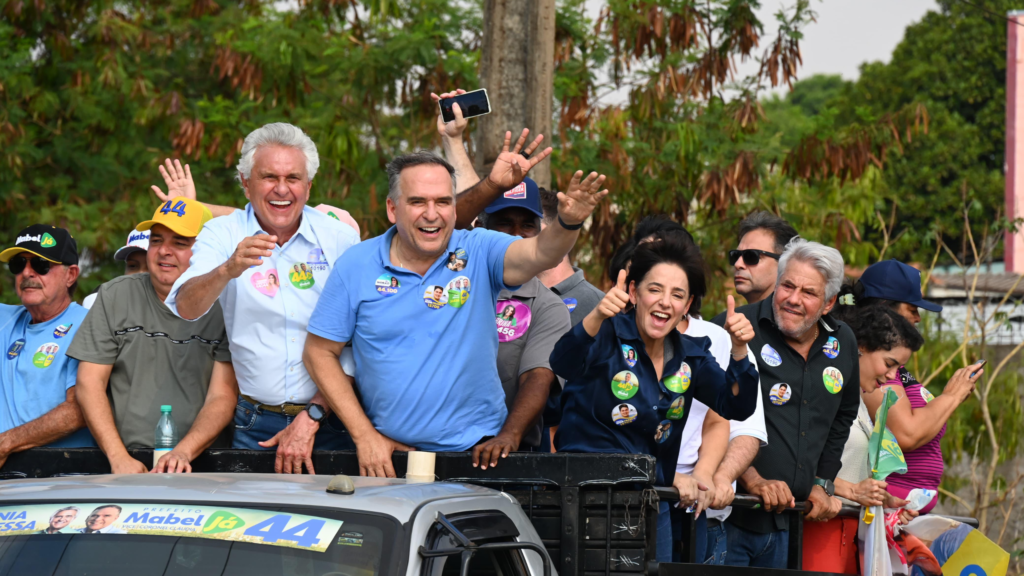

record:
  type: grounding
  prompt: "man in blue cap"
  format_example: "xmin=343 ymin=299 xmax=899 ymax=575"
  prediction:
xmin=471 ymin=177 xmax=571 ymax=467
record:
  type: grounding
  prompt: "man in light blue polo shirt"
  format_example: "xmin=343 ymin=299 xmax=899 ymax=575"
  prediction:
xmin=0 ymin=225 xmax=95 ymax=468
xmin=304 ymin=152 xmax=608 ymax=477
xmin=165 ymin=123 xmax=359 ymax=474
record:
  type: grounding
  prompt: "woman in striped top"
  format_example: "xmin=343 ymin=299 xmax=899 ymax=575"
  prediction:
xmin=836 ymin=260 xmax=983 ymax=513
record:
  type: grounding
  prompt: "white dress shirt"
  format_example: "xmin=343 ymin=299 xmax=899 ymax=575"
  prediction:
xmin=166 ymin=204 xmax=359 ymax=405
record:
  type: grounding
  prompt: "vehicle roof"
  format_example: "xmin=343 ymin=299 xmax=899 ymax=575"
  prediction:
xmin=0 ymin=473 xmax=508 ymax=523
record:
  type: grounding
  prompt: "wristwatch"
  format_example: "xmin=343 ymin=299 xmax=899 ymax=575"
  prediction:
xmin=305 ymin=403 xmax=328 ymax=424
xmin=813 ymin=478 xmax=835 ymax=498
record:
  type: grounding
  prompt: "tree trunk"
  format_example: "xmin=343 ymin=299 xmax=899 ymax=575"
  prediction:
xmin=476 ymin=0 xmax=556 ymax=189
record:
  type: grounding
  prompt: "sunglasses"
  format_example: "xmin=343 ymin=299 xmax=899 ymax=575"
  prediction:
xmin=728 ymin=249 xmax=781 ymax=267
xmin=8 ymin=255 xmax=55 ymax=276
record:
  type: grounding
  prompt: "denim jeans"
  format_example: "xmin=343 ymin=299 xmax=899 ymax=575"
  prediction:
xmin=657 ymin=501 xmax=673 ymax=562
xmin=232 ymin=397 xmax=355 ymax=450
xmin=723 ymin=520 xmax=789 ymax=568
xmin=693 ymin=512 xmax=728 ymax=565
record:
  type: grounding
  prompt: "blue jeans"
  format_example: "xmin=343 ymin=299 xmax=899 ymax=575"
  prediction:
xmin=693 ymin=512 xmax=728 ymax=564
xmin=232 ymin=397 xmax=355 ymax=450
xmin=657 ymin=502 xmax=673 ymax=562
xmin=723 ymin=520 xmax=788 ymax=568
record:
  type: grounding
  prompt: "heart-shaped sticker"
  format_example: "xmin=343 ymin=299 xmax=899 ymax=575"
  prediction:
xmin=251 ymin=269 xmax=280 ymax=298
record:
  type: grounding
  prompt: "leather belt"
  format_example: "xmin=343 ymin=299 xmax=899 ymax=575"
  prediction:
xmin=240 ymin=394 xmax=307 ymax=417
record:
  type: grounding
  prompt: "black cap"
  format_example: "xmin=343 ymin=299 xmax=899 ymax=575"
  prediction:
xmin=0 ymin=224 xmax=79 ymax=265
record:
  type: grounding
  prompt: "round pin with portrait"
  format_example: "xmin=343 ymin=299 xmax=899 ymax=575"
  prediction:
xmin=446 ymin=248 xmax=468 ymax=272
xmin=496 ymin=300 xmax=531 ymax=341
xmin=666 ymin=396 xmax=686 ymax=420
xmin=612 ymin=403 xmax=637 ymax=426
xmin=664 ymin=363 xmax=692 ymax=393
xmin=375 ymin=274 xmax=401 ymax=297
xmin=761 ymin=344 xmax=782 ymax=367
xmin=6 ymin=338 xmax=25 ymax=360
xmin=424 ymin=285 xmax=449 ymax=309
xmin=32 ymin=342 xmax=59 ymax=369
xmin=823 ymin=336 xmax=840 ymax=359
xmin=769 ymin=383 xmax=793 ymax=406
xmin=446 ymin=276 xmax=471 ymax=309
xmin=920 ymin=387 xmax=935 ymax=403
xmin=611 ymin=370 xmax=640 ymax=400
xmin=654 ymin=420 xmax=673 ymax=444
xmin=823 ymin=367 xmax=844 ymax=394
xmin=621 ymin=344 xmax=638 ymax=368
xmin=288 ymin=262 xmax=315 ymax=290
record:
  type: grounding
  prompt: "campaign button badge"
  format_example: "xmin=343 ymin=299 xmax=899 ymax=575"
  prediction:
xmin=446 ymin=248 xmax=468 ymax=272
xmin=251 ymin=269 xmax=280 ymax=297
xmin=288 ymin=262 xmax=315 ymax=289
xmin=563 ymin=298 xmax=578 ymax=313
xmin=666 ymin=396 xmax=685 ymax=420
xmin=664 ymin=363 xmax=692 ymax=393
xmin=424 ymin=285 xmax=449 ymax=310
xmin=32 ymin=342 xmax=59 ymax=368
xmin=655 ymin=420 xmax=673 ymax=444
xmin=306 ymin=248 xmax=329 ymax=272
xmin=612 ymin=403 xmax=637 ymax=426
xmin=496 ymin=300 xmax=531 ymax=341
xmin=823 ymin=336 xmax=840 ymax=359
xmin=761 ymin=344 xmax=782 ymax=367
xmin=823 ymin=367 xmax=844 ymax=394
xmin=769 ymin=383 xmax=792 ymax=406
xmin=920 ymin=387 xmax=935 ymax=403
xmin=447 ymin=276 xmax=471 ymax=309
xmin=53 ymin=324 xmax=72 ymax=339
xmin=375 ymin=274 xmax=401 ymax=297
xmin=6 ymin=339 xmax=25 ymax=360
xmin=621 ymin=344 xmax=637 ymax=368
xmin=611 ymin=370 xmax=639 ymax=400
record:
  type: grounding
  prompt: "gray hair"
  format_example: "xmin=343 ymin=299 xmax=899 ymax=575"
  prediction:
xmin=50 ymin=506 xmax=79 ymax=521
xmin=385 ymin=151 xmax=456 ymax=203
xmin=777 ymin=238 xmax=845 ymax=300
xmin=236 ymin=123 xmax=320 ymax=184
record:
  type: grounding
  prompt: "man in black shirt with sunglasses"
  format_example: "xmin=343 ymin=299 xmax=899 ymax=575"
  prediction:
xmin=0 ymin=225 xmax=96 ymax=468
xmin=727 ymin=212 xmax=798 ymax=305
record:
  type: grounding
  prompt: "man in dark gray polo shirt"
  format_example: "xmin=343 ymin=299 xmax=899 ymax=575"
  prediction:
xmin=712 ymin=238 xmax=858 ymax=568
xmin=470 ymin=179 xmax=571 ymax=469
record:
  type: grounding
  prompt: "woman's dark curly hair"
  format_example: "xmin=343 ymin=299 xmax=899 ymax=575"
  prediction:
xmin=608 ymin=217 xmax=703 ymax=314
xmin=831 ymin=303 xmax=924 ymax=353
xmin=624 ymin=231 xmax=706 ymax=316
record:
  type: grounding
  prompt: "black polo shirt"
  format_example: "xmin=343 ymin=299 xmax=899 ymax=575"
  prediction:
xmin=712 ymin=294 xmax=860 ymax=533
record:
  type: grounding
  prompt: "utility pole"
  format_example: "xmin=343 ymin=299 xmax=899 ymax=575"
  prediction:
xmin=476 ymin=0 xmax=556 ymax=189
xmin=1006 ymin=11 xmax=1024 ymax=273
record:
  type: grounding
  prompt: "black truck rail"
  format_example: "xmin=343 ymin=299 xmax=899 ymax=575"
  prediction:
xmin=0 ymin=449 xmax=979 ymax=576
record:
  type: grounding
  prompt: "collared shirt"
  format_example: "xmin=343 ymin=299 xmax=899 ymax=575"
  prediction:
xmin=714 ymin=294 xmax=860 ymax=533
xmin=549 ymin=267 xmax=604 ymax=326
xmin=0 ymin=303 xmax=95 ymax=447
xmin=551 ymin=309 xmax=759 ymax=485
xmin=166 ymin=204 xmax=359 ymax=405
xmin=307 ymin=226 xmax=518 ymax=452
xmin=495 ymin=278 xmax=571 ymax=448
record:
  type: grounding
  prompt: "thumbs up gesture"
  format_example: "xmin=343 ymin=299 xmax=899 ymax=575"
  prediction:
xmin=723 ymin=295 xmax=754 ymax=357
xmin=595 ymin=269 xmax=631 ymax=320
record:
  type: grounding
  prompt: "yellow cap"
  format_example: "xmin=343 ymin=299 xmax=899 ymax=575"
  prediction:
xmin=136 ymin=198 xmax=213 ymax=238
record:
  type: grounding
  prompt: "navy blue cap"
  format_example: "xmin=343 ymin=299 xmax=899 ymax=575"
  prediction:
xmin=859 ymin=259 xmax=942 ymax=312
xmin=484 ymin=177 xmax=542 ymax=218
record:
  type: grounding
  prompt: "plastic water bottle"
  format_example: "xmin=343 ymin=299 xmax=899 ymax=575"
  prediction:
xmin=154 ymin=405 xmax=178 ymax=468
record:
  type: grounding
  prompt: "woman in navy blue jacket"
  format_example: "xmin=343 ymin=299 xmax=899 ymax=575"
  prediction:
xmin=551 ymin=235 xmax=760 ymax=487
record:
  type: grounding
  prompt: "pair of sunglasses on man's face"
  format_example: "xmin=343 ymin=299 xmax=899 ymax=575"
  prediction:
xmin=728 ymin=249 xmax=781 ymax=267
xmin=8 ymin=255 xmax=56 ymax=276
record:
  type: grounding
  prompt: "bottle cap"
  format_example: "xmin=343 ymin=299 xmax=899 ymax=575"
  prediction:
xmin=161 ymin=405 xmax=172 ymax=412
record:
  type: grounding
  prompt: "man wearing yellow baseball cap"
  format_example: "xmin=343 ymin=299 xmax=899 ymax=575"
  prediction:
xmin=69 ymin=198 xmax=238 ymax=474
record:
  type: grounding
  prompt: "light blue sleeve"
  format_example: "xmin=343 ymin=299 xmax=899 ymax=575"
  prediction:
xmin=0 ymin=304 xmax=21 ymax=330
xmin=164 ymin=217 xmax=236 ymax=318
xmin=472 ymin=228 xmax=519 ymax=296
xmin=307 ymin=247 xmax=360 ymax=343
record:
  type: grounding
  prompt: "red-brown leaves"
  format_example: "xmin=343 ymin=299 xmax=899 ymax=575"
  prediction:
xmin=211 ymin=46 xmax=264 ymax=99
xmin=172 ymin=119 xmax=205 ymax=159
xmin=701 ymin=151 xmax=759 ymax=213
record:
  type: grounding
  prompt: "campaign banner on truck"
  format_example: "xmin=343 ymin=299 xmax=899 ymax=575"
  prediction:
xmin=0 ymin=503 xmax=342 ymax=553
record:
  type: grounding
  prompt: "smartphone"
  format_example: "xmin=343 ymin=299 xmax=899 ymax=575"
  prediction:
xmin=439 ymin=89 xmax=491 ymax=123
xmin=970 ymin=359 xmax=987 ymax=378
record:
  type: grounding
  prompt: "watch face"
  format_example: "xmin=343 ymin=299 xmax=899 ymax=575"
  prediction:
xmin=307 ymin=404 xmax=326 ymax=422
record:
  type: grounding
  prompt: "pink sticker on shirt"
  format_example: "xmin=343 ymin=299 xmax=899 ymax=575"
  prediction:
xmin=251 ymin=269 xmax=280 ymax=298
xmin=496 ymin=300 xmax=531 ymax=342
